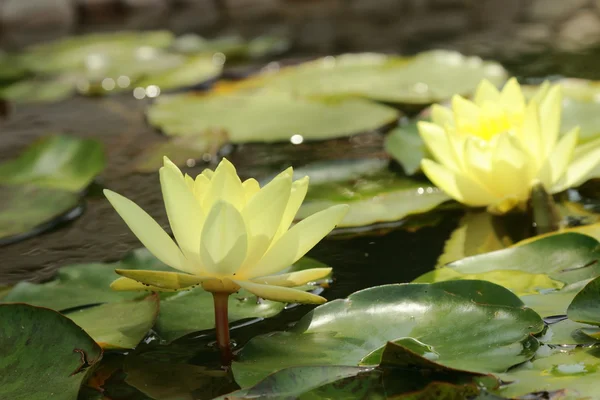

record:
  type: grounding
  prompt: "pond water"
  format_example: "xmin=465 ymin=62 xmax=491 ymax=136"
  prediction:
xmin=2 ymin=30 xmax=600 ymax=400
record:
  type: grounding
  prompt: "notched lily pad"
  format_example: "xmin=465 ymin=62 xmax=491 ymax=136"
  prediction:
xmin=293 ymin=158 xmax=451 ymax=228
xmin=0 ymin=303 xmax=103 ymax=400
xmin=232 ymin=280 xmax=543 ymax=387
xmin=147 ymin=89 xmax=399 ymax=142
xmin=567 ymin=275 xmax=600 ymax=328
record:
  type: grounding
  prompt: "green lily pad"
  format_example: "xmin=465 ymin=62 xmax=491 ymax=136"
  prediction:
xmin=0 ymin=134 xmax=105 ymax=191
xmin=133 ymin=131 xmax=228 ymax=173
xmin=496 ymin=345 xmax=600 ymax=399
xmin=247 ymin=50 xmax=507 ymax=106
xmin=67 ymin=295 xmax=159 ymax=349
xmin=223 ymin=341 xmax=498 ymax=399
xmin=414 ymin=268 xmax=564 ymax=296
xmin=293 ymin=159 xmax=450 ymax=228
xmin=0 ymin=303 xmax=103 ymax=400
xmin=155 ymin=257 xmax=331 ymax=342
xmin=543 ymin=319 xmax=599 ymax=345
xmin=233 ymin=281 xmax=544 ymax=388
xmin=20 ymin=31 xmax=174 ymax=75
xmin=384 ymin=118 xmax=428 ymax=175
xmin=147 ymin=90 xmax=399 ymax=142
xmin=0 ymin=184 xmax=82 ymax=244
xmin=448 ymin=233 xmax=600 ymax=285
xmin=0 ymin=75 xmax=78 ymax=103
xmin=567 ymin=275 xmax=600 ymax=326
xmin=521 ymin=280 xmax=590 ymax=318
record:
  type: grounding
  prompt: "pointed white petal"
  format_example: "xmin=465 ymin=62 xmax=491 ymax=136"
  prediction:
xmin=538 ymin=85 xmax=562 ymax=157
xmin=160 ymin=165 xmax=204 ymax=267
xmin=244 ymin=205 xmax=348 ymax=279
xmin=115 ymin=269 xmax=211 ymax=289
xmin=418 ymin=121 xmax=460 ymax=171
xmin=233 ymin=280 xmax=327 ymax=304
xmin=251 ymin=268 xmax=331 ymax=287
xmin=104 ymin=189 xmax=188 ymax=272
xmin=110 ymin=277 xmax=179 ymax=292
xmin=499 ymin=78 xmax=525 ymax=115
xmin=474 ymin=79 xmax=501 ymax=105
xmin=421 ymin=159 xmax=495 ymax=207
xmin=552 ymin=134 xmax=600 ymax=192
xmin=202 ymin=158 xmax=245 ymax=211
xmin=242 ymin=178 xmax=261 ymax=202
xmin=272 ymin=176 xmax=309 ymax=244
xmin=200 ymin=201 xmax=248 ymax=275
xmin=430 ymin=104 xmax=455 ymax=128
xmin=547 ymin=127 xmax=579 ymax=185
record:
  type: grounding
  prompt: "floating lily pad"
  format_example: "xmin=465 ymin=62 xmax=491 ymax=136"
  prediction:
xmin=0 ymin=185 xmax=82 ymax=245
xmin=447 ymin=233 xmax=600 ymax=285
xmin=567 ymin=275 xmax=600 ymax=327
xmin=20 ymin=31 xmax=174 ymax=75
xmin=67 ymin=295 xmax=159 ymax=349
xmin=521 ymin=280 xmax=590 ymax=318
xmin=544 ymin=319 xmax=599 ymax=345
xmin=0 ymin=75 xmax=78 ymax=103
xmin=292 ymin=159 xmax=450 ymax=227
xmin=496 ymin=346 xmax=600 ymax=399
xmin=384 ymin=118 xmax=428 ymax=175
xmin=133 ymin=131 xmax=229 ymax=173
xmin=0 ymin=304 xmax=103 ymax=400
xmin=147 ymin=90 xmax=399 ymax=142
xmin=244 ymin=50 xmax=507 ymax=106
xmin=223 ymin=342 xmax=498 ymax=399
xmin=414 ymin=269 xmax=564 ymax=296
xmin=0 ymin=135 xmax=105 ymax=191
xmin=233 ymin=281 xmax=543 ymax=387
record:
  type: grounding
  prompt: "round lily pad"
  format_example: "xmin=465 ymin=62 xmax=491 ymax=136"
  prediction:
xmin=0 ymin=184 xmax=82 ymax=245
xmin=0 ymin=304 xmax=103 ymax=400
xmin=243 ymin=50 xmax=507 ymax=106
xmin=567 ymin=275 xmax=600 ymax=326
xmin=147 ymin=89 xmax=399 ymax=142
xmin=233 ymin=280 xmax=544 ymax=388
xmin=292 ymin=159 xmax=450 ymax=228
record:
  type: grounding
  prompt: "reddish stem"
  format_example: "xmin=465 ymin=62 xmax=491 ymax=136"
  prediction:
xmin=212 ymin=292 xmax=233 ymax=367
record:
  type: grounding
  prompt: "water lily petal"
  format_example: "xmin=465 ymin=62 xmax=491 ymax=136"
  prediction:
xmin=244 ymin=204 xmax=348 ymax=279
xmin=110 ymin=277 xmax=178 ymax=292
xmin=518 ymin=100 xmax=543 ymax=167
xmin=474 ymin=79 xmax=501 ymax=105
xmin=115 ymin=269 xmax=210 ymax=289
xmin=538 ymin=85 xmax=562 ymax=157
xmin=452 ymin=95 xmax=480 ymax=132
xmin=242 ymin=178 xmax=260 ymax=202
xmin=489 ymin=133 xmax=531 ymax=202
xmin=430 ymin=104 xmax=455 ymax=128
xmin=104 ymin=189 xmax=189 ymax=273
xmin=200 ymin=201 xmax=248 ymax=275
xmin=530 ymin=81 xmax=551 ymax=105
xmin=421 ymin=159 xmax=494 ymax=206
xmin=499 ymin=78 xmax=525 ymax=115
xmin=160 ymin=158 xmax=204 ymax=267
xmin=233 ymin=280 xmax=327 ymax=304
xmin=553 ymin=135 xmax=600 ymax=192
xmin=251 ymin=268 xmax=331 ymax=287
xmin=548 ymin=127 xmax=579 ymax=186
xmin=202 ymin=158 xmax=245 ymax=211
xmin=194 ymin=173 xmax=211 ymax=203
xmin=418 ymin=121 xmax=460 ymax=171
xmin=184 ymin=174 xmax=195 ymax=192
xmin=272 ymin=176 xmax=309 ymax=244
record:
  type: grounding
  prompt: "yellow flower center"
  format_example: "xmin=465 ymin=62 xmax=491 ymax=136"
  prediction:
xmin=458 ymin=104 xmax=514 ymax=141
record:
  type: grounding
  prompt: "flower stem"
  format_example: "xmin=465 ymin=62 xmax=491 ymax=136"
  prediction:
xmin=212 ymin=292 xmax=233 ymax=367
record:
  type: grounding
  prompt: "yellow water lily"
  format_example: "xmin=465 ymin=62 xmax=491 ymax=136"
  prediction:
xmin=104 ymin=157 xmax=348 ymax=304
xmin=418 ymin=78 xmax=600 ymax=214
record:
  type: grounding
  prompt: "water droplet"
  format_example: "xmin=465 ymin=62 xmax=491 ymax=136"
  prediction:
xmin=290 ymin=134 xmax=304 ymax=145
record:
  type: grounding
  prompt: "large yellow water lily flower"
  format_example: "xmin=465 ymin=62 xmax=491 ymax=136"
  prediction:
xmin=104 ymin=157 xmax=348 ymax=304
xmin=419 ymin=78 xmax=600 ymax=214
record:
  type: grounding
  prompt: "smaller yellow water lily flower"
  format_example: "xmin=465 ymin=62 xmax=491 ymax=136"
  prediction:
xmin=418 ymin=78 xmax=600 ymax=214
xmin=104 ymin=157 xmax=348 ymax=304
